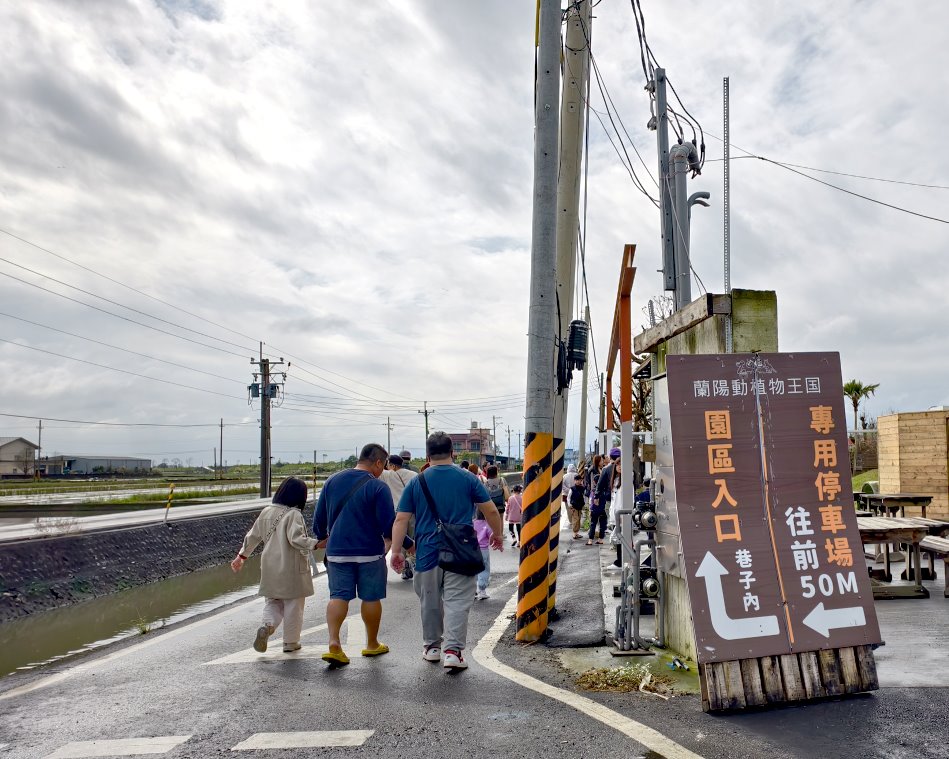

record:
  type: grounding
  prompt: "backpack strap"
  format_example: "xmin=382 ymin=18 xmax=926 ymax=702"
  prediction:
xmin=417 ymin=471 xmax=443 ymax=526
xmin=328 ymin=474 xmax=373 ymax=534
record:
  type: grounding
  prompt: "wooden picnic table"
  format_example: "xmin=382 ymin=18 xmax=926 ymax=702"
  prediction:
xmin=857 ymin=517 xmax=930 ymax=599
xmin=858 ymin=493 xmax=933 ymax=518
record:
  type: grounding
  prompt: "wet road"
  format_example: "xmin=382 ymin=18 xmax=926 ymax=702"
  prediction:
xmin=1 ymin=528 xmax=947 ymax=758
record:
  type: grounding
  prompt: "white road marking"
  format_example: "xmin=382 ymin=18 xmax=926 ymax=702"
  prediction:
xmin=341 ymin=617 xmax=367 ymax=650
xmin=203 ymin=623 xmax=329 ymax=665
xmin=44 ymin=736 xmax=191 ymax=758
xmin=231 ymin=731 xmax=373 ymax=750
xmin=471 ymin=592 xmax=705 ymax=759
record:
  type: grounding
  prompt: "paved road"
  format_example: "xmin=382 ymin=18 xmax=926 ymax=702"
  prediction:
xmin=0 ymin=496 xmax=274 ymax=543
xmin=1 ymin=531 xmax=947 ymax=758
xmin=0 ymin=483 xmax=257 ymax=506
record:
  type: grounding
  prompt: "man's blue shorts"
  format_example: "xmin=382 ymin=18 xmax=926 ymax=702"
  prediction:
xmin=327 ymin=558 xmax=387 ymax=602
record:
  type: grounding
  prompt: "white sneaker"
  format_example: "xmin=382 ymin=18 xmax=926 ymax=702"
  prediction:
xmin=476 ymin=589 xmax=489 ymax=600
xmin=443 ymin=649 xmax=468 ymax=670
xmin=422 ymin=645 xmax=442 ymax=662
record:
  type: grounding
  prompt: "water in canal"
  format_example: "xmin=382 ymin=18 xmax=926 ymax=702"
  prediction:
xmin=0 ymin=557 xmax=263 ymax=678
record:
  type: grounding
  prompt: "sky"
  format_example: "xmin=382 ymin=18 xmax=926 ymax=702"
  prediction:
xmin=1 ymin=0 xmax=947 ymax=468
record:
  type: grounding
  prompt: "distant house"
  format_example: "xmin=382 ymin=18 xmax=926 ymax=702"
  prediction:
xmin=40 ymin=455 xmax=152 ymax=475
xmin=0 ymin=437 xmax=39 ymax=476
xmin=448 ymin=422 xmax=496 ymax=462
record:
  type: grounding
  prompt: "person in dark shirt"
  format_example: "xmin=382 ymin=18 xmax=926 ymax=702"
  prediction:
xmin=313 ymin=443 xmax=395 ymax=666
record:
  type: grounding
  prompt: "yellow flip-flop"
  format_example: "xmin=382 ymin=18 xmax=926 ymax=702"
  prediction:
xmin=361 ymin=643 xmax=390 ymax=657
xmin=321 ymin=649 xmax=350 ymax=666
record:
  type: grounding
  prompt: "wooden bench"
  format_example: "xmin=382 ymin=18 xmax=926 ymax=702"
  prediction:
xmin=921 ymin=536 xmax=949 ymax=598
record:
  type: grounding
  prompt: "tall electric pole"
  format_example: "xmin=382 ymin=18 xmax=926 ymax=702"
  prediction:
xmin=418 ymin=402 xmax=435 ymax=437
xmin=252 ymin=344 xmax=284 ymax=498
xmin=548 ymin=0 xmax=592 ymax=616
xmin=651 ymin=68 xmax=676 ymax=296
xmin=506 ymin=425 xmax=512 ymax=464
xmin=492 ymin=415 xmax=502 ymax=464
xmin=219 ymin=418 xmax=224 ymax=479
xmin=384 ymin=417 xmax=393 ymax=452
xmin=36 ymin=419 xmax=42 ymax=478
xmin=517 ymin=0 xmax=560 ymax=643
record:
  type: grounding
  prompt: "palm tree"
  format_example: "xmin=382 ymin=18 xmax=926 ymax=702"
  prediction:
xmin=842 ymin=380 xmax=880 ymax=432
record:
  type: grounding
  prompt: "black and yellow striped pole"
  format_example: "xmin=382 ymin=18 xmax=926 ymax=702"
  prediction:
xmin=517 ymin=0 xmax=560 ymax=643
xmin=517 ymin=433 xmax=552 ymax=640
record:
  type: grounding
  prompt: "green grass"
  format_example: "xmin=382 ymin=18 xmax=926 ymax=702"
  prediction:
xmin=104 ymin=486 xmax=260 ymax=505
xmin=852 ymin=469 xmax=878 ymax=492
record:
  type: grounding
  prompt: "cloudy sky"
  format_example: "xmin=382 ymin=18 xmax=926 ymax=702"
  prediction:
xmin=1 ymin=0 xmax=946 ymax=467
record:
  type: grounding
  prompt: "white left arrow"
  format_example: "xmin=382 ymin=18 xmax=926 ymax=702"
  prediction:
xmin=802 ymin=602 xmax=866 ymax=637
xmin=695 ymin=552 xmax=780 ymax=641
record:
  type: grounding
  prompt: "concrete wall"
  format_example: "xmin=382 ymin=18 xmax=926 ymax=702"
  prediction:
xmin=0 ymin=510 xmax=271 ymax=622
xmin=0 ymin=439 xmax=37 ymax=476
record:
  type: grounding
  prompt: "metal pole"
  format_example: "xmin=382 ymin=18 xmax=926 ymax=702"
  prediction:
xmin=577 ymin=304 xmax=591 ymax=460
xmin=653 ymin=68 xmax=675 ymax=292
xmin=219 ymin=418 xmax=224 ymax=480
xmin=260 ymin=356 xmax=271 ymax=498
xmin=670 ymin=143 xmax=692 ymax=310
xmin=36 ymin=419 xmax=42 ymax=478
xmin=724 ymin=77 xmax=733 ymax=353
xmin=517 ymin=0 xmax=560 ymax=643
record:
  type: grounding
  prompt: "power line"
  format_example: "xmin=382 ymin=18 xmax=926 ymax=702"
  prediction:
xmin=0 ymin=412 xmax=253 ymax=428
xmin=0 ymin=338 xmax=245 ymax=400
xmin=0 ymin=310 xmax=244 ymax=386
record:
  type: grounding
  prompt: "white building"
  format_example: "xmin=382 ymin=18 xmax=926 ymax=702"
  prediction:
xmin=0 ymin=437 xmax=39 ymax=476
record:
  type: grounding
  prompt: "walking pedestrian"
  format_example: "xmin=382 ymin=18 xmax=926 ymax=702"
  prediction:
xmin=484 ymin=464 xmax=509 ymax=522
xmin=474 ymin=510 xmax=493 ymax=600
xmin=399 ymin=450 xmax=418 ymax=473
xmin=231 ymin=477 xmax=320 ymax=654
xmin=390 ymin=431 xmax=504 ymax=671
xmin=313 ymin=443 xmax=396 ymax=667
xmin=506 ymin=484 xmax=523 ymax=546
xmin=588 ymin=448 xmax=620 ymax=545
xmin=380 ymin=454 xmax=418 ymax=580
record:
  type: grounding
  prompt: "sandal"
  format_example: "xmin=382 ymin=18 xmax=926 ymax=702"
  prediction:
xmin=595 ymin=540 xmax=604 ymax=545
xmin=361 ymin=643 xmax=390 ymax=657
xmin=586 ymin=540 xmax=593 ymax=546
xmin=321 ymin=648 xmax=350 ymax=667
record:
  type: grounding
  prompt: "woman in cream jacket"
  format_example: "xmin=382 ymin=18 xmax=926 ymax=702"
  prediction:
xmin=231 ymin=477 xmax=319 ymax=653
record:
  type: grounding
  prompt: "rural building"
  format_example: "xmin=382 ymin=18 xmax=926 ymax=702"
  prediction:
xmin=448 ymin=421 xmax=496 ymax=461
xmin=878 ymin=408 xmax=949 ymax=518
xmin=0 ymin=437 xmax=39 ymax=476
xmin=39 ymin=455 xmax=152 ymax=475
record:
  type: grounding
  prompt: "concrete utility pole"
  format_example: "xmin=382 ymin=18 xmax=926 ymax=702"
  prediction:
xmin=219 ymin=418 xmax=224 ymax=480
xmin=36 ymin=419 xmax=42 ymax=478
xmin=723 ymin=76 xmax=733 ymax=353
xmin=506 ymin=425 xmax=512 ymax=463
xmin=252 ymin=344 xmax=284 ymax=498
xmin=517 ymin=0 xmax=560 ymax=643
xmin=651 ymin=68 xmax=676 ymax=294
xmin=549 ymin=0 xmax=592 ymax=615
xmin=418 ymin=402 xmax=434 ymax=438
xmin=577 ymin=304 xmax=592 ymax=461
xmin=492 ymin=415 xmax=502 ymax=463
xmin=384 ymin=417 xmax=393 ymax=452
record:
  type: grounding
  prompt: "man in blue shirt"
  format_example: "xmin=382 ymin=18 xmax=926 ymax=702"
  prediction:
xmin=313 ymin=443 xmax=395 ymax=666
xmin=391 ymin=431 xmax=503 ymax=671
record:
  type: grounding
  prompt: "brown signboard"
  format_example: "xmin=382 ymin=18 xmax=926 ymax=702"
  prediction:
xmin=665 ymin=352 xmax=882 ymax=664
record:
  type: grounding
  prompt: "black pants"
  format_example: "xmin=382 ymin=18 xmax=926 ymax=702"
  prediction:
xmin=588 ymin=511 xmax=607 ymax=539
xmin=508 ymin=523 xmax=522 ymax=540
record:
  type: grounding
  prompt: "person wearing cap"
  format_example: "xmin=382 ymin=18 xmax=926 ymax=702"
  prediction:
xmin=399 ymin=450 xmax=418 ymax=473
xmin=380 ymin=454 xmax=418 ymax=580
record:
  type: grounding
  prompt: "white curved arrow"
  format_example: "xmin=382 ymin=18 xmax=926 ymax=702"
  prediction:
xmin=695 ymin=552 xmax=780 ymax=641
xmin=802 ymin=602 xmax=866 ymax=637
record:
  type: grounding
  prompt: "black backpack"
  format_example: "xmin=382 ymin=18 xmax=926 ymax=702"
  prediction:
xmin=486 ymin=478 xmax=506 ymax=509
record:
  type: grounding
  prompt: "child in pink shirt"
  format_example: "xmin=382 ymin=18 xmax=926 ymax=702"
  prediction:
xmin=506 ymin=485 xmax=523 ymax=547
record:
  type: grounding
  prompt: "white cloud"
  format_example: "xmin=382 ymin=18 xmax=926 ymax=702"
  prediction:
xmin=0 ymin=0 xmax=946 ymax=464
